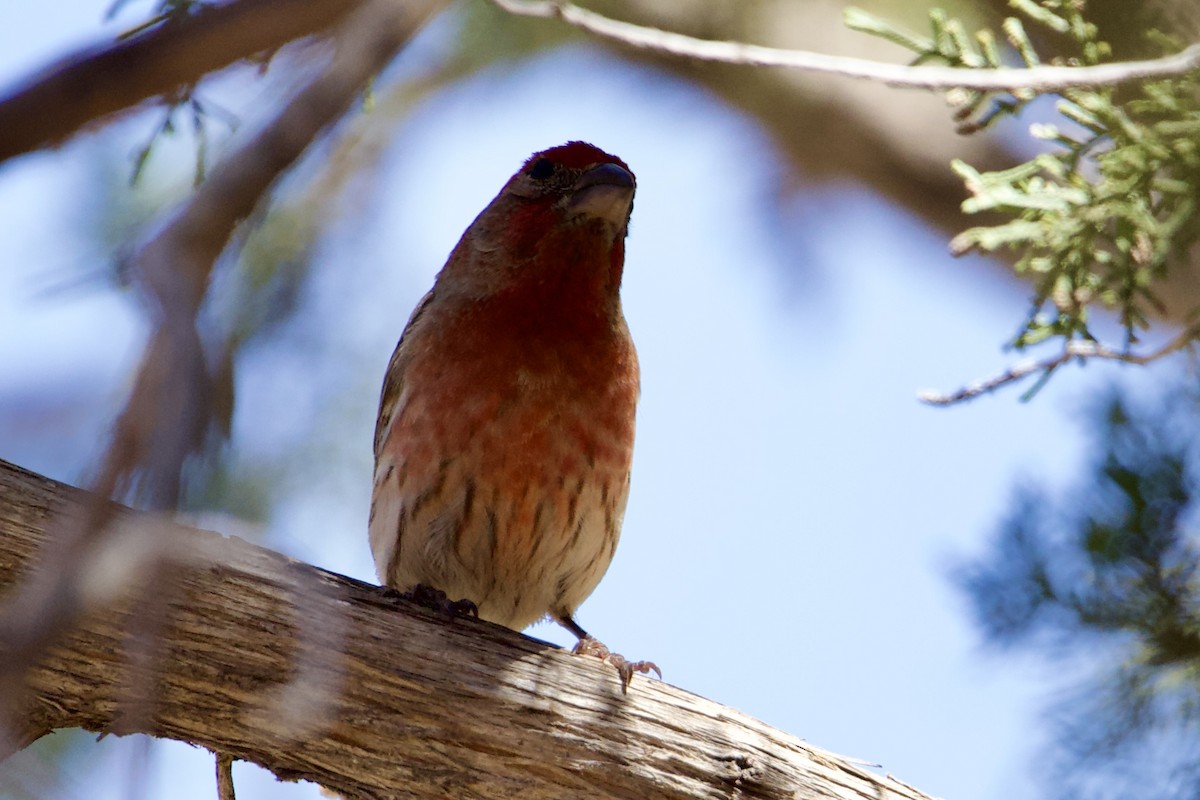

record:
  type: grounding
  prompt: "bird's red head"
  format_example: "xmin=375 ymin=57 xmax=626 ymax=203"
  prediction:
xmin=519 ymin=140 xmax=633 ymax=176
xmin=505 ymin=141 xmax=636 ymax=230
xmin=439 ymin=142 xmax=636 ymax=311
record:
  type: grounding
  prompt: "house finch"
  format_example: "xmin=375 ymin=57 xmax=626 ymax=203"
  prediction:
xmin=370 ymin=141 xmax=656 ymax=691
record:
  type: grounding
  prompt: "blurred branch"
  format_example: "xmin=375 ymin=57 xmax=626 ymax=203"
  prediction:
xmin=0 ymin=0 xmax=447 ymax=732
xmin=919 ymin=325 xmax=1200 ymax=406
xmin=0 ymin=458 xmax=937 ymax=800
xmin=0 ymin=0 xmax=362 ymax=164
xmin=491 ymin=0 xmax=1200 ymax=91
xmin=109 ymin=0 xmax=443 ymax=504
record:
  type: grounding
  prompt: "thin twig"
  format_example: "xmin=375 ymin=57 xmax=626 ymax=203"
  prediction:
xmin=216 ymin=752 xmax=237 ymax=800
xmin=0 ymin=0 xmax=361 ymax=164
xmin=919 ymin=328 xmax=1200 ymax=406
xmin=491 ymin=0 xmax=1200 ymax=91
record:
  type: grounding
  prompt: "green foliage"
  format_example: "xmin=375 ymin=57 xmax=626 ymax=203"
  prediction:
xmin=129 ymin=89 xmax=239 ymax=188
xmin=959 ymin=382 xmax=1200 ymax=798
xmin=110 ymin=0 xmax=245 ymax=187
xmin=846 ymin=4 xmax=1048 ymax=130
xmin=848 ymin=0 xmax=1200 ymax=358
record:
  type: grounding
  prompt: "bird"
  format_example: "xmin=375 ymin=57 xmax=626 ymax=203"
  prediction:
xmin=369 ymin=141 xmax=657 ymax=692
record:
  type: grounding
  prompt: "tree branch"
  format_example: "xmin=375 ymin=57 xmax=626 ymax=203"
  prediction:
xmin=0 ymin=458 xmax=938 ymax=800
xmin=108 ymin=0 xmax=446 ymax=506
xmin=0 ymin=0 xmax=365 ymax=164
xmin=492 ymin=0 xmax=1200 ymax=91
xmin=918 ymin=326 xmax=1200 ymax=406
xmin=216 ymin=752 xmax=237 ymax=800
xmin=0 ymin=0 xmax=450 ymax=728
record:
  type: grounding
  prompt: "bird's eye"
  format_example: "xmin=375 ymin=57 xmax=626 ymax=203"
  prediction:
xmin=528 ymin=158 xmax=555 ymax=180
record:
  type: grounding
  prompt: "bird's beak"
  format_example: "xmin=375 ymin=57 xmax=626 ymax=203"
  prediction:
xmin=568 ymin=163 xmax=635 ymax=226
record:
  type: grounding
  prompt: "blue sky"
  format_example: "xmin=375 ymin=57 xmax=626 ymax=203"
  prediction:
xmin=0 ymin=3 xmax=1151 ymax=799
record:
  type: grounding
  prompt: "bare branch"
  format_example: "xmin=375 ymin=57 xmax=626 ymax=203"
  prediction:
xmin=0 ymin=0 xmax=362 ymax=164
xmin=492 ymin=0 xmax=1200 ymax=91
xmin=216 ymin=753 xmax=237 ymax=800
xmin=0 ymin=0 xmax=449 ymax=724
xmin=110 ymin=0 xmax=445 ymax=506
xmin=919 ymin=327 xmax=1200 ymax=406
xmin=0 ymin=458 xmax=939 ymax=800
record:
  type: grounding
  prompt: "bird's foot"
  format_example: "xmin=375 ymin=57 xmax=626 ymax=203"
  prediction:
xmin=572 ymin=635 xmax=661 ymax=694
xmin=389 ymin=584 xmax=478 ymax=618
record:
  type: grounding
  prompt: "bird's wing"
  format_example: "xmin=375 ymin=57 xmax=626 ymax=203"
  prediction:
xmin=373 ymin=288 xmax=437 ymax=455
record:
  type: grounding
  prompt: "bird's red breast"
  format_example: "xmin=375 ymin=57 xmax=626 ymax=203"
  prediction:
xmin=370 ymin=141 xmax=638 ymax=631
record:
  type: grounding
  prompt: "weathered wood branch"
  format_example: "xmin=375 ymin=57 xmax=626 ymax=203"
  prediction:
xmin=0 ymin=457 xmax=937 ymax=799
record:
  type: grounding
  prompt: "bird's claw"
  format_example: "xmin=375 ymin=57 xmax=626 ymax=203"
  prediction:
xmin=396 ymin=584 xmax=478 ymax=618
xmin=573 ymin=635 xmax=661 ymax=694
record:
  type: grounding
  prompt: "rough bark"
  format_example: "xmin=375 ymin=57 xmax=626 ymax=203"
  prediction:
xmin=0 ymin=458 xmax=936 ymax=800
